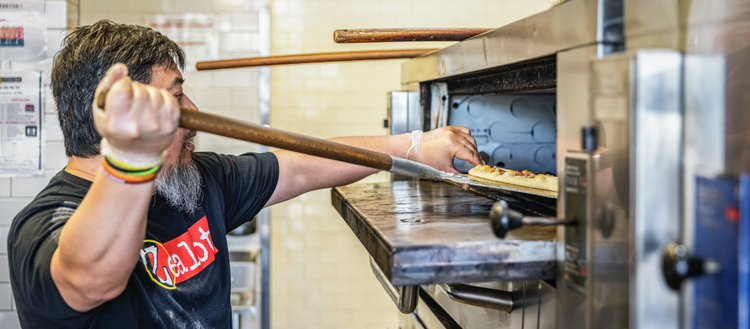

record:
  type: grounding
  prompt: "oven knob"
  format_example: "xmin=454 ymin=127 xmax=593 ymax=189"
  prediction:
xmin=661 ymin=242 xmax=721 ymax=290
xmin=489 ymin=201 xmax=574 ymax=238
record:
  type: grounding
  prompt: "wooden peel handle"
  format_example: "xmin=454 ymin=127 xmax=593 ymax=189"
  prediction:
xmin=333 ymin=28 xmax=491 ymax=43
xmin=195 ymin=49 xmax=437 ymax=71
xmin=95 ymin=90 xmax=394 ymax=170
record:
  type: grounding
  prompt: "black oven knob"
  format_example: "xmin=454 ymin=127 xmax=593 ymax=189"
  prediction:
xmin=489 ymin=201 xmax=574 ymax=238
xmin=662 ymin=242 xmax=720 ymax=290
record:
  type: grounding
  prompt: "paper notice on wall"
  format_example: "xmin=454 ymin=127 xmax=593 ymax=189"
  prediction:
xmin=0 ymin=0 xmax=46 ymax=61
xmin=0 ymin=71 xmax=42 ymax=176
xmin=147 ymin=14 xmax=218 ymax=72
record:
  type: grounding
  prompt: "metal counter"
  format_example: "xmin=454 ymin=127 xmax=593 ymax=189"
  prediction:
xmin=331 ymin=180 xmax=557 ymax=286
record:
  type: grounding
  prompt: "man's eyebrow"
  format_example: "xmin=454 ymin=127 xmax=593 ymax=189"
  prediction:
xmin=172 ymin=77 xmax=185 ymax=88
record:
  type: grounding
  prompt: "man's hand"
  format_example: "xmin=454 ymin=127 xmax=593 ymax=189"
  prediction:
xmin=93 ymin=63 xmax=179 ymax=162
xmin=406 ymin=126 xmax=482 ymax=173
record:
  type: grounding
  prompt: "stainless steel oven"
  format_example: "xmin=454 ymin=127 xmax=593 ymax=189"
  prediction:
xmin=333 ymin=0 xmax=750 ymax=328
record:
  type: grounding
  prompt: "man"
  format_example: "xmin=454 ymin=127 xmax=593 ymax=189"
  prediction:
xmin=8 ymin=20 xmax=480 ymax=328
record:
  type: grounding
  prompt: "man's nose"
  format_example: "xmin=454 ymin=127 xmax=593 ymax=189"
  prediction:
xmin=182 ymin=94 xmax=199 ymax=112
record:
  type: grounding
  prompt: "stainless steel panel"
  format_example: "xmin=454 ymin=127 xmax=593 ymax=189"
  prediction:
xmin=589 ymin=53 xmax=631 ymax=329
xmin=625 ymin=3 xmax=750 ymax=327
xmin=625 ymin=0 xmax=750 ymax=50
xmin=389 ymin=91 xmax=424 ymax=181
xmin=555 ymin=46 xmax=599 ymax=329
xmin=628 ymin=51 xmax=683 ymax=329
xmin=586 ymin=51 xmax=684 ymax=329
xmin=401 ymin=0 xmax=623 ymax=84
xmin=555 ymin=45 xmax=599 ymax=195
xmin=331 ymin=181 xmax=557 ymax=286
xmin=538 ymin=280 xmax=556 ymax=329
xmin=390 ymin=91 xmax=409 ymax=136
xmin=389 ymin=91 xmax=422 ymax=136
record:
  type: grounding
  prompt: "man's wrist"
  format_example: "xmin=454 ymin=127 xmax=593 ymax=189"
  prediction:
xmin=100 ymin=138 xmax=165 ymax=171
xmin=405 ymin=130 xmax=424 ymax=162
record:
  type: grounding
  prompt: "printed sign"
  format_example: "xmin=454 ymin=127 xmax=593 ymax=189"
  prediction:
xmin=0 ymin=70 xmax=42 ymax=176
xmin=146 ymin=14 xmax=218 ymax=72
xmin=0 ymin=0 xmax=45 ymax=61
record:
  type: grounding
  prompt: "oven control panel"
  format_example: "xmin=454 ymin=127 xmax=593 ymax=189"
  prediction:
xmin=563 ymin=155 xmax=589 ymax=290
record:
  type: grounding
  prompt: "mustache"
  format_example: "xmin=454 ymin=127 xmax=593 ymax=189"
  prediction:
xmin=183 ymin=130 xmax=196 ymax=148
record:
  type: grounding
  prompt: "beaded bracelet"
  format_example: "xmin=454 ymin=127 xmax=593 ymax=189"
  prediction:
xmin=101 ymin=158 xmax=160 ymax=184
xmin=100 ymin=138 xmax=164 ymax=172
xmin=104 ymin=156 xmax=161 ymax=176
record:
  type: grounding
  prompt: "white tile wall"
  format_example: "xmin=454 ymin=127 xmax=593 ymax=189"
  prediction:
xmin=0 ymin=1 xmax=77 ymax=325
xmin=0 ymin=179 xmax=9 ymax=197
xmin=0 ymin=200 xmax=33 ymax=225
xmin=269 ymin=1 xmax=551 ymax=328
xmin=0 ymin=311 xmax=20 ymax=329
xmin=0 ymin=284 xmax=12 ymax=310
xmin=0 ymin=228 xmax=8 ymax=254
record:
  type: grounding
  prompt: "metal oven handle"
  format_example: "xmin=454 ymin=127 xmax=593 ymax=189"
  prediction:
xmin=369 ymin=257 xmax=418 ymax=314
xmin=437 ymin=283 xmax=514 ymax=312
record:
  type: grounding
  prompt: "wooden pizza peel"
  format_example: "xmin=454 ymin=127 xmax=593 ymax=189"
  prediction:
xmin=97 ymin=91 xmax=556 ymax=199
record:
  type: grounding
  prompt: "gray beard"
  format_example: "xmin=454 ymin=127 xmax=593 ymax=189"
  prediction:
xmin=155 ymin=161 xmax=202 ymax=215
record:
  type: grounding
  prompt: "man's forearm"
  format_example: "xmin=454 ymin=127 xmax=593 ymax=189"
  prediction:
xmin=51 ymin=168 xmax=152 ymax=312
xmin=266 ymin=133 xmax=411 ymax=206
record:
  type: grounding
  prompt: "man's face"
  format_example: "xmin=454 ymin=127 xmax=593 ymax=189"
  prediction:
xmin=148 ymin=64 xmax=197 ymax=170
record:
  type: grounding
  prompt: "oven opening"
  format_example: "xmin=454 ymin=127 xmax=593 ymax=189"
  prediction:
xmin=418 ymin=56 xmax=558 ymax=177
xmin=448 ymin=91 xmax=557 ymax=175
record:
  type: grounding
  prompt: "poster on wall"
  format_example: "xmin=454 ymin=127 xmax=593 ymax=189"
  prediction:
xmin=147 ymin=14 xmax=218 ymax=71
xmin=0 ymin=0 xmax=46 ymax=61
xmin=0 ymin=70 xmax=42 ymax=176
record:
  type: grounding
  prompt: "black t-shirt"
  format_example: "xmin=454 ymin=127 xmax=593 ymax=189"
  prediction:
xmin=8 ymin=152 xmax=279 ymax=328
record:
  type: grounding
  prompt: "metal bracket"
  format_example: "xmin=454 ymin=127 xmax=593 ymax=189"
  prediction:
xmin=369 ymin=257 xmax=418 ymax=314
xmin=430 ymin=82 xmax=449 ymax=130
xmin=437 ymin=283 xmax=514 ymax=313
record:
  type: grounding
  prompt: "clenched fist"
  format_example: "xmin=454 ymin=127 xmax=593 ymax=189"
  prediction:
xmin=406 ymin=126 xmax=482 ymax=174
xmin=93 ymin=63 xmax=180 ymax=162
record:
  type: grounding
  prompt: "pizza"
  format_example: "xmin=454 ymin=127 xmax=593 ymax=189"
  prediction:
xmin=468 ymin=165 xmax=558 ymax=192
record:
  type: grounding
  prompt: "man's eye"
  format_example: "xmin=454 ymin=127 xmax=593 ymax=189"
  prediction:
xmin=175 ymin=93 xmax=183 ymax=101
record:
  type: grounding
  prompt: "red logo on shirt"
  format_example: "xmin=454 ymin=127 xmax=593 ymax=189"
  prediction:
xmin=139 ymin=216 xmax=218 ymax=289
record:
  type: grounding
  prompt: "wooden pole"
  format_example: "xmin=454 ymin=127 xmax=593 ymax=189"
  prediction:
xmin=333 ymin=28 xmax=491 ymax=43
xmin=195 ymin=49 xmax=437 ymax=70
xmin=96 ymin=92 xmax=395 ymax=170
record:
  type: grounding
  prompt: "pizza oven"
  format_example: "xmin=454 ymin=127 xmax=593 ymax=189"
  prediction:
xmin=332 ymin=0 xmax=750 ymax=328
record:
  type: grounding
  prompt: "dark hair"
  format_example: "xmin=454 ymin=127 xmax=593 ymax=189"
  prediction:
xmin=51 ymin=19 xmax=186 ymax=158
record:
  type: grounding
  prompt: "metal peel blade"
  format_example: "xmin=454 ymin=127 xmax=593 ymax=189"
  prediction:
xmin=388 ymin=156 xmax=558 ymax=199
